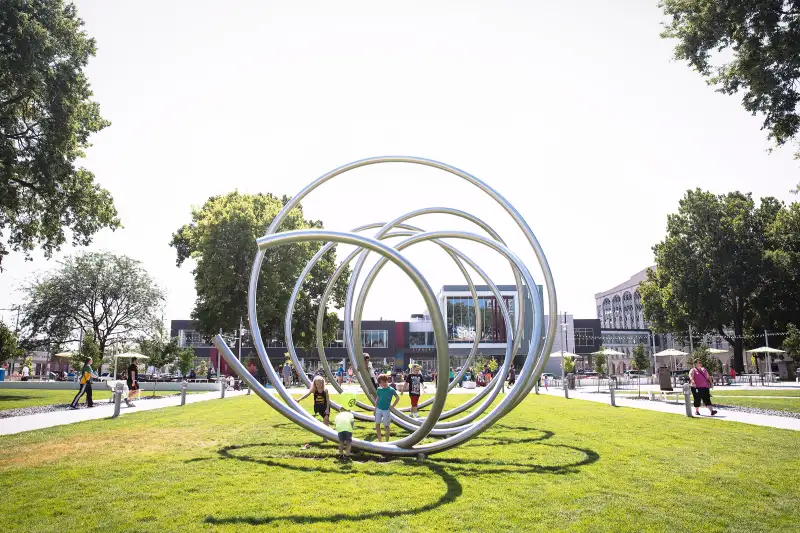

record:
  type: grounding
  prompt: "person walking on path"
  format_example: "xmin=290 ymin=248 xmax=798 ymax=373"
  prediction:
xmin=364 ymin=354 xmax=377 ymax=389
xmin=507 ymin=365 xmax=516 ymax=390
xmin=126 ymin=357 xmax=139 ymax=407
xmin=70 ymin=358 xmax=97 ymax=409
xmin=689 ymin=359 xmax=717 ymax=416
xmin=282 ymin=361 xmax=292 ymax=388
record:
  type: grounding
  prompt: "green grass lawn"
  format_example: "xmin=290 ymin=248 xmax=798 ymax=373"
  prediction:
xmin=1 ymin=394 xmax=799 ymax=533
xmin=0 ymin=388 xmax=196 ymax=411
xmin=710 ymin=396 xmax=800 ymax=413
xmin=710 ymin=389 xmax=800 ymax=397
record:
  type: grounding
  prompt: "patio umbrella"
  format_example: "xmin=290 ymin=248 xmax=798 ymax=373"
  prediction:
xmin=549 ymin=351 xmax=583 ymax=378
xmin=113 ymin=352 xmax=147 ymax=378
xmin=653 ymin=348 xmax=688 ymax=371
xmin=746 ymin=346 xmax=785 ymax=380
xmin=589 ymin=348 xmax=626 ymax=356
xmin=53 ymin=352 xmax=74 ymax=358
xmin=707 ymin=348 xmax=728 ymax=354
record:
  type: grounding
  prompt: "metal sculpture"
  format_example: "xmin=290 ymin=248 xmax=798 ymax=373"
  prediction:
xmin=212 ymin=156 xmax=557 ymax=456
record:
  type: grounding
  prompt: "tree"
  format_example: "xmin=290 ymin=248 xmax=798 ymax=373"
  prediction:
xmin=176 ymin=347 xmax=195 ymax=377
xmin=21 ymin=252 xmax=164 ymax=356
xmin=170 ymin=191 xmax=348 ymax=353
xmin=660 ymin=0 xmax=800 ymax=164
xmin=593 ymin=348 xmax=607 ymax=376
xmin=563 ymin=356 xmax=575 ymax=374
xmin=631 ymin=344 xmax=650 ymax=375
xmin=69 ymin=332 xmax=101 ymax=373
xmin=0 ymin=1 xmax=120 ymax=270
xmin=782 ymin=323 xmax=800 ymax=365
xmin=0 ymin=321 xmax=22 ymax=365
xmin=139 ymin=329 xmax=178 ymax=397
xmin=763 ymin=203 xmax=800 ymax=330
xmin=692 ymin=344 xmax=722 ymax=375
xmin=196 ymin=358 xmax=208 ymax=378
xmin=631 ymin=344 xmax=650 ymax=397
xmin=640 ymin=190 xmax=785 ymax=372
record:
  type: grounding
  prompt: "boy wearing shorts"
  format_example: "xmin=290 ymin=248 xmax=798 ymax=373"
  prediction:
xmin=374 ymin=374 xmax=399 ymax=442
xmin=402 ymin=364 xmax=424 ymax=418
xmin=335 ymin=403 xmax=355 ymax=460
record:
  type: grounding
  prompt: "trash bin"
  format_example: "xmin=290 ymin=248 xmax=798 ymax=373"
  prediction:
xmin=0 ymin=368 xmax=5 ymax=381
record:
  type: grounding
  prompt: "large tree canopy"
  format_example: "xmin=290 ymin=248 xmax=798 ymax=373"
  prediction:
xmin=660 ymin=0 xmax=800 ymax=160
xmin=640 ymin=189 xmax=797 ymax=371
xmin=170 ymin=191 xmax=349 ymax=354
xmin=21 ymin=251 xmax=164 ymax=355
xmin=0 ymin=0 xmax=119 ymax=270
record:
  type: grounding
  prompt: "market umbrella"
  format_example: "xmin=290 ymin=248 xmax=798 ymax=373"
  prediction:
xmin=746 ymin=346 xmax=785 ymax=381
xmin=707 ymin=348 xmax=728 ymax=354
xmin=653 ymin=348 xmax=688 ymax=369
xmin=549 ymin=351 xmax=583 ymax=378
xmin=588 ymin=349 xmax=626 ymax=389
xmin=589 ymin=348 xmax=626 ymax=356
xmin=113 ymin=352 xmax=147 ymax=379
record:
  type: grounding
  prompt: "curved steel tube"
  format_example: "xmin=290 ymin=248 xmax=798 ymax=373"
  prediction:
xmin=214 ymin=156 xmax=557 ymax=456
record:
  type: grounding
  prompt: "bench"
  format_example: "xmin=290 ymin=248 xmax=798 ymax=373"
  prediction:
xmin=657 ymin=390 xmax=682 ymax=403
xmin=97 ymin=380 xmax=140 ymax=402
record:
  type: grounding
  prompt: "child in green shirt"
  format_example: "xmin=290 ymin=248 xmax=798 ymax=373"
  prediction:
xmin=334 ymin=404 xmax=355 ymax=460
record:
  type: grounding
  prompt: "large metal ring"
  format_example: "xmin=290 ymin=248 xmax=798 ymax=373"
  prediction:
xmin=212 ymin=156 xmax=557 ymax=456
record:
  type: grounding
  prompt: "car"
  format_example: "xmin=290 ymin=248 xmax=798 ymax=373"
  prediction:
xmin=541 ymin=373 xmax=555 ymax=379
xmin=96 ymin=372 xmax=113 ymax=382
xmin=624 ymin=370 xmax=647 ymax=378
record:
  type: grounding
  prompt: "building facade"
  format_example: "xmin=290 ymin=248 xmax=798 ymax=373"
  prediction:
xmin=595 ymin=267 xmax=651 ymax=330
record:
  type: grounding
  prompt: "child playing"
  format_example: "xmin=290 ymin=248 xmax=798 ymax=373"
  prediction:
xmin=374 ymin=374 xmax=399 ymax=442
xmin=402 ymin=364 xmax=425 ymax=418
xmin=334 ymin=403 xmax=355 ymax=460
xmin=298 ymin=376 xmax=330 ymax=426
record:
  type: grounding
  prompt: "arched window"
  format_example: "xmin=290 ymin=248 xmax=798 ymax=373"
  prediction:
xmin=622 ymin=291 xmax=633 ymax=329
xmin=612 ymin=295 xmax=622 ymax=329
xmin=634 ymin=291 xmax=643 ymax=329
xmin=602 ymin=298 xmax=612 ymax=328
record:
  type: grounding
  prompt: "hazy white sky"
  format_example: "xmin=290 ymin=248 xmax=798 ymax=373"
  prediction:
xmin=1 ymin=0 xmax=798 ymax=328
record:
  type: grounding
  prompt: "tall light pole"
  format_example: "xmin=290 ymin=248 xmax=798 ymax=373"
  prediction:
xmin=237 ymin=317 xmax=243 ymax=363
xmin=561 ymin=312 xmax=568 ymax=383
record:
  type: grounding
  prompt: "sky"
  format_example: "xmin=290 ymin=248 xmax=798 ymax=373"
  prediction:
xmin=1 ymin=0 xmax=798 ymax=329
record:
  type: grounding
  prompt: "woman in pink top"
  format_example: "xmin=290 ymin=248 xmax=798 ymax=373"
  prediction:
xmin=689 ymin=359 xmax=717 ymax=416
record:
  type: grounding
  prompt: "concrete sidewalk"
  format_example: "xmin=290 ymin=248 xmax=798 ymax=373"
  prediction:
xmin=0 ymin=390 xmax=248 ymax=436
xmin=538 ymin=387 xmax=800 ymax=431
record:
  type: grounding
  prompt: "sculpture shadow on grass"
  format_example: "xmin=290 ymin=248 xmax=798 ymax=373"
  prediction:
xmin=202 ymin=427 xmax=600 ymax=527
xmin=205 ymin=446 xmax=461 ymax=526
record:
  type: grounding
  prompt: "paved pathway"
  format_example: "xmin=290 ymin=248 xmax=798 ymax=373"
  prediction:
xmin=0 ymin=390 xmax=248 ymax=436
xmin=537 ymin=387 xmax=800 ymax=431
xmin=3 ymin=382 xmax=799 ymax=436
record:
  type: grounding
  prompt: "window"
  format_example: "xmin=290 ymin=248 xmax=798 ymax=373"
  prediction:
xmin=362 ymin=329 xmax=388 ymax=348
xmin=602 ymin=298 xmax=612 ymax=328
xmin=612 ymin=295 xmax=622 ymax=328
xmin=446 ymin=296 xmax=515 ymax=343
xmin=575 ymin=328 xmax=594 ymax=347
xmin=410 ymin=332 xmax=431 ymax=347
xmin=326 ymin=329 xmax=388 ymax=348
xmin=179 ymin=330 xmax=210 ymax=348
xmin=622 ymin=292 xmax=633 ymax=329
